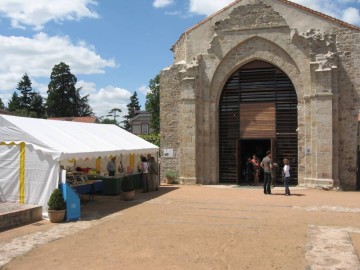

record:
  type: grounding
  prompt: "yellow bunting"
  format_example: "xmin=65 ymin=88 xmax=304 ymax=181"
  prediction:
xmin=0 ymin=142 xmax=17 ymax=145
xmin=67 ymin=158 xmax=76 ymax=163
xmin=19 ymin=143 xmax=25 ymax=204
xmin=130 ymin=154 xmax=134 ymax=171
xmin=96 ymin=157 xmax=101 ymax=172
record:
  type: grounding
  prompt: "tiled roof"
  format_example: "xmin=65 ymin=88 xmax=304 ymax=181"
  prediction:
xmin=49 ymin=116 xmax=99 ymax=123
xmin=172 ymin=0 xmax=360 ymax=50
xmin=0 ymin=109 xmax=14 ymax=115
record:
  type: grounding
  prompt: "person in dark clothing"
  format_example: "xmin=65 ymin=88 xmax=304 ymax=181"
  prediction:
xmin=245 ymin=157 xmax=254 ymax=186
xmin=260 ymin=150 xmax=273 ymax=194
xmin=107 ymin=156 xmax=116 ymax=176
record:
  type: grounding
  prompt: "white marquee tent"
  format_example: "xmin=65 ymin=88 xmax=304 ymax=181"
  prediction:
xmin=0 ymin=115 xmax=158 ymax=214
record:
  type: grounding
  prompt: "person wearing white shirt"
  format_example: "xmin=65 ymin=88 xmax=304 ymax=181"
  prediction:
xmin=141 ymin=156 xmax=150 ymax=193
xmin=283 ymin=158 xmax=291 ymax=196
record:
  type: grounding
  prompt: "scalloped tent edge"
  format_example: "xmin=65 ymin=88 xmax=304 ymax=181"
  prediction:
xmin=0 ymin=115 xmax=158 ymax=216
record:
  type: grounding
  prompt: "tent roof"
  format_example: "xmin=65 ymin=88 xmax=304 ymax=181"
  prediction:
xmin=0 ymin=115 xmax=158 ymax=161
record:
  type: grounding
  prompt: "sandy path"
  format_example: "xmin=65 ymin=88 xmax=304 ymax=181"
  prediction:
xmin=1 ymin=185 xmax=360 ymax=270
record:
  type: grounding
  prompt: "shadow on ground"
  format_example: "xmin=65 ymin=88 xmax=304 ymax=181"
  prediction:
xmin=79 ymin=185 xmax=180 ymax=221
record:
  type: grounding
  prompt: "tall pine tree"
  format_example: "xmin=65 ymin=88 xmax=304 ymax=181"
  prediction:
xmin=30 ymin=91 xmax=46 ymax=118
xmin=122 ymin=91 xmax=141 ymax=131
xmin=8 ymin=92 xmax=21 ymax=112
xmin=76 ymin=88 xmax=93 ymax=116
xmin=46 ymin=62 xmax=88 ymax=117
xmin=14 ymin=73 xmax=46 ymax=117
xmin=17 ymin=73 xmax=33 ymax=110
xmin=0 ymin=98 xmax=4 ymax=110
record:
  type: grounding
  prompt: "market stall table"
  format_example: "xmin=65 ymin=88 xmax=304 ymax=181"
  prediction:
xmin=87 ymin=173 xmax=142 ymax=195
xmin=71 ymin=180 xmax=104 ymax=200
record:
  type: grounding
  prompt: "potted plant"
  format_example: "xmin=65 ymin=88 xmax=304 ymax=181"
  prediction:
xmin=121 ymin=176 xmax=135 ymax=201
xmin=47 ymin=188 xmax=66 ymax=223
xmin=165 ymin=170 xmax=177 ymax=184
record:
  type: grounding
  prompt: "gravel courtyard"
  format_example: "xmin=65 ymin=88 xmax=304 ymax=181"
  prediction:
xmin=1 ymin=184 xmax=360 ymax=270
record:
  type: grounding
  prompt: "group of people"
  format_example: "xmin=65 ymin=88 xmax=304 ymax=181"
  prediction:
xmin=106 ymin=154 xmax=159 ymax=193
xmin=244 ymin=151 xmax=291 ymax=196
xmin=138 ymin=154 xmax=159 ymax=193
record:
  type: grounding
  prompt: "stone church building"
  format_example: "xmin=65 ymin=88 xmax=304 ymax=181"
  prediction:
xmin=160 ymin=0 xmax=360 ymax=190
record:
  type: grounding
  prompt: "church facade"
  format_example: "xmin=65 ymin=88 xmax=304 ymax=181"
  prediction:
xmin=160 ymin=0 xmax=360 ymax=190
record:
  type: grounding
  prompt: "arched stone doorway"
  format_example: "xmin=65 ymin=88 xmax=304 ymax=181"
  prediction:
xmin=219 ymin=60 xmax=298 ymax=185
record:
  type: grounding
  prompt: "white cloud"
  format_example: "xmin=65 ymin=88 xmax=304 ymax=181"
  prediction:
xmin=77 ymin=80 xmax=97 ymax=95
xmin=187 ymin=0 xmax=360 ymax=26
xmin=289 ymin=0 xmax=360 ymax=25
xmin=0 ymin=33 xmax=116 ymax=92
xmin=188 ymin=0 xmax=233 ymax=16
xmin=0 ymin=0 xmax=98 ymax=30
xmin=153 ymin=0 xmax=174 ymax=9
xmin=165 ymin=10 xmax=182 ymax=16
xmin=342 ymin=7 xmax=360 ymax=25
xmin=87 ymin=86 xmax=132 ymax=118
xmin=137 ymin=85 xmax=150 ymax=95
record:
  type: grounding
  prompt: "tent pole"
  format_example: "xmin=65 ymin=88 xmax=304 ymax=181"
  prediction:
xmin=130 ymin=154 xmax=135 ymax=173
xmin=96 ymin=157 xmax=101 ymax=173
xmin=19 ymin=142 xmax=25 ymax=204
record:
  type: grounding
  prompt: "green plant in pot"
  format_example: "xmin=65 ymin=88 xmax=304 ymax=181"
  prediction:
xmin=165 ymin=170 xmax=177 ymax=184
xmin=47 ymin=188 xmax=66 ymax=223
xmin=121 ymin=176 xmax=135 ymax=200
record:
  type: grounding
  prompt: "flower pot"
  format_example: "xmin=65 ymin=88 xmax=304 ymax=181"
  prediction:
xmin=122 ymin=190 xmax=135 ymax=201
xmin=48 ymin=209 xmax=65 ymax=223
xmin=166 ymin=177 xmax=174 ymax=184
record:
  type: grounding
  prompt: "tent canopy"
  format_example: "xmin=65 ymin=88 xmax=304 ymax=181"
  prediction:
xmin=0 ymin=115 xmax=158 ymax=160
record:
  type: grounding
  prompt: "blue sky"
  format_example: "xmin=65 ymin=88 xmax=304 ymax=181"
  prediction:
xmin=0 ymin=0 xmax=359 ymax=119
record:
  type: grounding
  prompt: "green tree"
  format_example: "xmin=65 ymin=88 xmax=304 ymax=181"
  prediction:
xmin=17 ymin=73 xmax=32 ymax=110
xmin=107 ymin=108 xmax=121 ymax=125
xmin=122 ymin=91 xmax=141 ymax=130
xmin=46 ymin=62 xmax=92 ymax=117
xmin=30 ymin=91 xmax=46 ymax=118
xmin=8 ymin=92 xmax=21 ymax=112
xmin=76 ymin=88 xmax=93 ymax=116
xmin=46 ymin=62 xmax=77 ymax=117
xmin=139 ymin=133 xmax=160 ymax=147
xmin=12 ymin=74 xmax=46 ymax=118
xmin=100 ymin=118 xmax=117 ymax=125
xmin=145 ymin=74 xmax=160 ymax=133
xmin=0 ymin=98 xmax=5 ymax=110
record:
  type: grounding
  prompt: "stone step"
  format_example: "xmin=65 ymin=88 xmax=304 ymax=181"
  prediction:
xmin=0 ymin=202 xmax=42 ymax=232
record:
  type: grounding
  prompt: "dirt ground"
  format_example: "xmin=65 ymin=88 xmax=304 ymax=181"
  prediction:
xmin=1 ymin=184 xmax=360 ymax=270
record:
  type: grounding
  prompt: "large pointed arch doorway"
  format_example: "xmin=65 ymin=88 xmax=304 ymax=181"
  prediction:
xmin=219 ymin=61 xmax=298 ymax=185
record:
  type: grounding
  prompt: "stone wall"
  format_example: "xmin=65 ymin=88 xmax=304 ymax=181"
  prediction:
xmin=160 ymin=0 xmax=360 ymax=190
xmin=159 ymin=64 xmax=182 ymax=182
xmin=333 ymin=29 xmax=360 ymax=190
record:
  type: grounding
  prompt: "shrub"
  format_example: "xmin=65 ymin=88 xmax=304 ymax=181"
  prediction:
xmin=47 ymin=188 xmax=66 ymax=210
xmin=138 ymin=133 xmax=160 ymax=146
xmin=165 ymin=170 xmax=177 ymax=179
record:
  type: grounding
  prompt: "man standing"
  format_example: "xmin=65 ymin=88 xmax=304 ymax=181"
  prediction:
xmin=107 ymin=156 xmax=116 ymax=176
xmin=261 ymin=151 xmax=273 ymax=194
xmin=148 ymin=156 xmax=159 ymax=191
